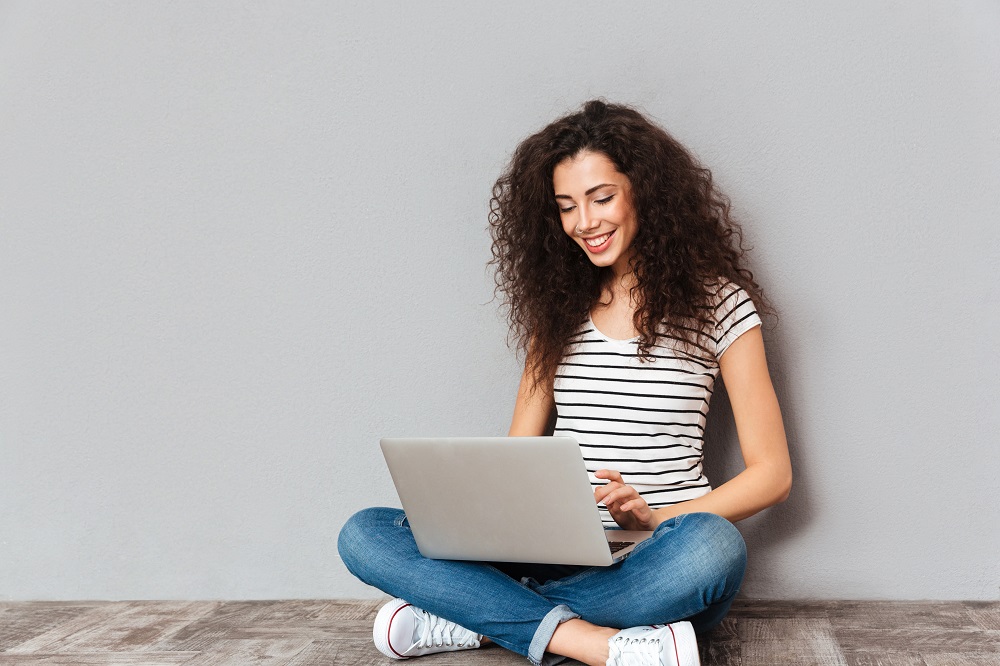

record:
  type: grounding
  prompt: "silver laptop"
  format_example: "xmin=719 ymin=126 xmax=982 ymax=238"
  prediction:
xmin=379 ymin=436 xmax=654 ymax=566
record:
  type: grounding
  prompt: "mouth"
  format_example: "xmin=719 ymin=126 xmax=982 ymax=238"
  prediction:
xmin=583 ymin=229 xmax=616 ymax=253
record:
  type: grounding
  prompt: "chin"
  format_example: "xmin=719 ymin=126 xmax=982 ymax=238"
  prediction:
xmin=585 ymin=252 xmax=620 ymax=268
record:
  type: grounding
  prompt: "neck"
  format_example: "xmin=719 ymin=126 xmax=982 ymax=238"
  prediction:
xmin=601 ymin=269 xmax=639 ymax=307
xmin=613 ymin=260 xmax=637 ymax=291
xmin=611 ymin=250 xmax=637 ymax=292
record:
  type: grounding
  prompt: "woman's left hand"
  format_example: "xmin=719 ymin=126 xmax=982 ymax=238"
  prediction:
xmin=593 ymin=469 xmax=658 ymax=531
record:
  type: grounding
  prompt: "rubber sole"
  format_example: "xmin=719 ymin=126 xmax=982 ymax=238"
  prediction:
xmin=372 ymin=598 xmax=410 ymax=659
xmin=669 ymin=621 xmax=701 ymax=666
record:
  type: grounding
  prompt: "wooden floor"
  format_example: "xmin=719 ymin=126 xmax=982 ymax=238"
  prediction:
xmin=0 ymin=599 xmax=997 ymax=665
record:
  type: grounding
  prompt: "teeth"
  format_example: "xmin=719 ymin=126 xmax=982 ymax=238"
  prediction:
xmin=586 ymin=232 xmax=612 ymax=247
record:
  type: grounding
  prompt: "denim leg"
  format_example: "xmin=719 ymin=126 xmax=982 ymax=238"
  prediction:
xmin=531 ymin=512 xmax=746 ymax=634
xmin=337 ymin=507 xmax=579 ymax=665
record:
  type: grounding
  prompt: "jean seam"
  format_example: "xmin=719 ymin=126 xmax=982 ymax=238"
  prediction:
xmin=534 ymin=563 xmax=607 ymax=593
xmin=463 ymin=562 xmax=557 ymax=658
xmin=620 ymin=512 xmax=686 ymax=559
xmin=527 ymin=604 xmax=579 ymax=666
xmin=540 ymin=518 xmax=684 ymax=593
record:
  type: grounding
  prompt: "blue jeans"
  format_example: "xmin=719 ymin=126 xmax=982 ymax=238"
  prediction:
xmin=338 ymin=507 xmax=746 ymax=666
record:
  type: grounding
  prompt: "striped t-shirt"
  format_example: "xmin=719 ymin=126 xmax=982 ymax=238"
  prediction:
xmin=552 ymin=280 xmax=762 ymax=526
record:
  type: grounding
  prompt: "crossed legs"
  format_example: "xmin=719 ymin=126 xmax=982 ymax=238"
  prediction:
xmin=338 ymin=507 xmax=745 ymax=665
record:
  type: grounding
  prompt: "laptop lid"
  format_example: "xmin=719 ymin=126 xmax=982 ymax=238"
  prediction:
xmin=379 ymin=436 xmax=652 ymax=566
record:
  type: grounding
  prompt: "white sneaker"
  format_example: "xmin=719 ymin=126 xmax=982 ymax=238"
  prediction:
xmin=372 ymin=598 xmax=483 ymax=659
xmin=606 ymin=621 xmax=700 ymax=666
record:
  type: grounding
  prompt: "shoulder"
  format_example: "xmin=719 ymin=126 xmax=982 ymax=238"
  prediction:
xmin=702 ymin=276 xmax=742 ymax=306
xmin=702 ymin=277 xmax=762 ymax=360
xmin=700 ymin=276 xmax=754 ymax=316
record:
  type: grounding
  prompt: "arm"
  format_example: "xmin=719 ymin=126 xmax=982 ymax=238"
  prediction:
xmin=507 ymin=354 xmax=555 ymax=437
xmin=649 ymin=326 xmax=791 ymax=524
xmin=598 ymin=325 xmax=791 ymax=528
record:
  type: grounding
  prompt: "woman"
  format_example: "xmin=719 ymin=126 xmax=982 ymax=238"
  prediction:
xmin=338 ymin=100 xmax=791 ymax=666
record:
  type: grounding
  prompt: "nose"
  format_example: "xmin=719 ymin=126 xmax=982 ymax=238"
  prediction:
xmin=577 ymin=206 xmax=600 ymax=234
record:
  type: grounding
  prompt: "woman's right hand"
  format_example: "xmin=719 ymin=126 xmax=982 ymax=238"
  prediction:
xmin=593 ymin=469 xmax=658 ymax=531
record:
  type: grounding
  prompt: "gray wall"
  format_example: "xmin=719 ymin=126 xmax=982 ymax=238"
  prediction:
xmin=1 ymin=1 xmax=997 ymax=601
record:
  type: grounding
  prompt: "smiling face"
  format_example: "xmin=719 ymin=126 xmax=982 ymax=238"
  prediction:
xmin=553 ymin=150 xmax=639 ymax=277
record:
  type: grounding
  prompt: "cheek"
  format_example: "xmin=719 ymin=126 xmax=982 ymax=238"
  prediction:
xmin=615 ymin=219 xmax=638 ymax=249
xmin=617 ymin=208 xmax=638 ymax=236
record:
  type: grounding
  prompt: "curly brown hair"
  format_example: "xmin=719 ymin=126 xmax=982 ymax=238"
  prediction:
xmin=489 ymin=99 xmax=775 ymax=391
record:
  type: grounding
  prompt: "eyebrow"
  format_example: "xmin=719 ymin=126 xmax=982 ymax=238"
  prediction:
xmin=554 ymin=183 xmax=617 ymax=200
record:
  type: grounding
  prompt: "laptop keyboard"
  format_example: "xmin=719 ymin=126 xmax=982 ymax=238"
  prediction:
xmin=607 ymin=541 xmax=633 ymax=553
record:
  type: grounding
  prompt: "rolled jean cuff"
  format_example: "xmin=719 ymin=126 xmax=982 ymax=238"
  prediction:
xmin=528 ymin=604 xmax=579 ymax=666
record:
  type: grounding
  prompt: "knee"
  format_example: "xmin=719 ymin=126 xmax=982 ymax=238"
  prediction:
xmin=337 ymin=507 xmax=402 ymax=574
xmin=677 ymin=512 xmax=747 ymax=591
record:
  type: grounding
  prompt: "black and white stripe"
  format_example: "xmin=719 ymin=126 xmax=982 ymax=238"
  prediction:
xmin=553 ymin=280 xmax=762 ymax=526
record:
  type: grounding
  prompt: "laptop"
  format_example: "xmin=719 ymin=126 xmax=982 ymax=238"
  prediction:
xmin=379 ymin=436 xmax=654 ymax=566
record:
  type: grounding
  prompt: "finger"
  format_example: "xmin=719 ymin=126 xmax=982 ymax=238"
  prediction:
xmin=595 ymin=480 xmax=622 ymax=494
xmin=620 ymin=496 xmax=650 ymax=513
xmin=601 ymin=487 xmax=637 ymax=507
xmin=594 ymin=482 xmax=623 ymax=503
xmin=599 ymin=488 xmax=636 ymax=513
xmin=594 ymin=469 xmax=624 ymax=484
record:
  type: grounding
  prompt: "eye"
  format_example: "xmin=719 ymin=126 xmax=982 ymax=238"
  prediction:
xmin=595 ymin=195 xmax=615 ymax=205
xmin=558 ymin=204 xmax=576 ymax=214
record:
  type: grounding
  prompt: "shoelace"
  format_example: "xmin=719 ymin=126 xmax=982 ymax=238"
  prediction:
xmin=607 ymin=635 xmax=663 ymax=665
xmin=414 ymin=608 xmax=479 ymax=649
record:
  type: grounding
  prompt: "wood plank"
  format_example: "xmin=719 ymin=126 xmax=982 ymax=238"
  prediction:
xmin=155 ymin=600 xmax=377 ymax=650
xmin=741 ymin=640 xmax=849 ymax=666
xmin=283 ymin=638 xmax=532 ymax=665
xmin=0 ymin=599 xmax=995 ymax=666
xmin=833 ymin=628 xmax=1000 ymax=654
xmin=700 ymin=639 xmax=741 ymax=666
xmin=7 ymin=602 xmax=220 ymax=654
xmin=283 ymin=640 xmax=379 ymax=666
xmin=843 ymin=653 xmax=928 ymax=666
xmin=704 ymin=616 xmax=740 ymax=641
xmin=963 ymin=602 xmax=1000 ymax=631
xmin=726 ymin=600 xmax=832 ymax=619
xmin=700 ymin=615 xmax=742 ymax=665
xmin=177 ymin=638 xmax=312 ymax=665
xmin=921 ymin=655 xmax=1000 ymax=666
xmin=738 ymin=618 xmax=848 ymax=666
xmin=737 ymin=617 xmax=839 ymax=642
xmin=317 ymin=599 xmax=383 ymax=621
xmin=0 ymin=654 xmax=198 ymax=665
xmin=828 ymin=601 xmax=976 ymax=631
xmin=0 ymin=604 xmax=100 ymax=651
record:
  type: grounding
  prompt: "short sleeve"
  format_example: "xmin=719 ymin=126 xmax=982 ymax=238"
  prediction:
xmin=711 ymin=281 xmax=762 ymax=360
